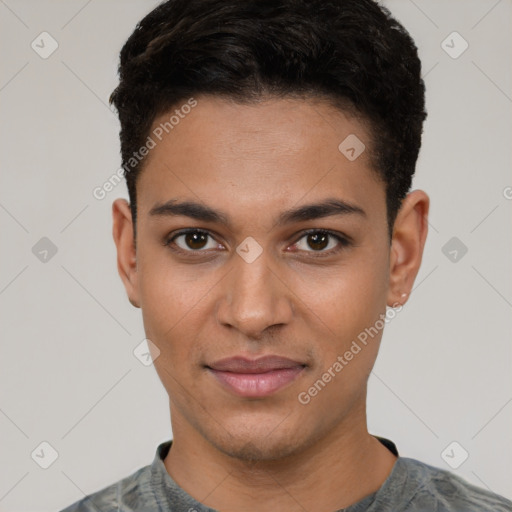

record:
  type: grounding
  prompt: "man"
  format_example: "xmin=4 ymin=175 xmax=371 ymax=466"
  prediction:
xmin=61 ymin=0 xmax=512 ymax=510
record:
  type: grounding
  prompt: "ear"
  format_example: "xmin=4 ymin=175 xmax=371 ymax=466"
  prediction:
xmin=112 ymin=198 xmax=140 ymax=308
xmin=386 ymin=190 xmax=429 ymax=307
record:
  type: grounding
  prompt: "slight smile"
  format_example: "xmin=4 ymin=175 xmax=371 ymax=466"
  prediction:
xmin=206 ymin=355 xmax=307 ymax=398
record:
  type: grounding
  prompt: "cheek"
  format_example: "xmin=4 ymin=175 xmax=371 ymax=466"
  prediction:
xmin=137 ymin=244 xmax=210 ymax=330
xmin=296 ymin=270 xmax=384 ymax=416
xmin=139 ymin=267 xmax=207 ymax=401
xmin=137 ymin=258 xmax=203 ymax=364
xmin=295 ymin=256 xmax=388 ymax=345
xmin=136 ymin=252 xmax=227 ymax=391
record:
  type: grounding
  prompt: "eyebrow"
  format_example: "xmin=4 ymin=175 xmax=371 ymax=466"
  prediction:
xmin=149 ymin=198 xmax=366 ymax=227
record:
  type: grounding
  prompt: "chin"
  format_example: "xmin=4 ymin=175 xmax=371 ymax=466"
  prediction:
xmin=200 ymin=415 xmax=321 ymax=463
xmin=213 ymin=434 xmax=301 ymax=462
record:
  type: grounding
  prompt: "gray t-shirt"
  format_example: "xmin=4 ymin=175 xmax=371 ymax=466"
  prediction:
xmin=60 ymin=437 xmax=512 ymax=512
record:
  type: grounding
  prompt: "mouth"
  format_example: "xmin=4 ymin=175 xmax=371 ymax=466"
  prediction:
xmin=206 ymin=355 xmax=306 ymax=398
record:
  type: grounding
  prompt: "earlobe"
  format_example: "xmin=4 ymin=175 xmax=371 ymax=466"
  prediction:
xmin=112 ymin=198 xmax=141 ymax=308
xmin=386 ymin=190 xmax=429 ymax=308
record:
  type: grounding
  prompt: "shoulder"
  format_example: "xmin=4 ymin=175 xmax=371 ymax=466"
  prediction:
xmin=58 ymin=463 xmax=155 ymax=512
xmin=397 ymin=457 xmax=512 ymax=512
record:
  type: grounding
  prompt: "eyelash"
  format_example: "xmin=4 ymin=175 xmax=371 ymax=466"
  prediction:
xmin=163 ymin=228 xmax=352 ymax=258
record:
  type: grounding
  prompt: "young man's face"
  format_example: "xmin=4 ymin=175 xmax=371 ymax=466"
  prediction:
xmin=113 ymin=96 xmax=428 ymax=461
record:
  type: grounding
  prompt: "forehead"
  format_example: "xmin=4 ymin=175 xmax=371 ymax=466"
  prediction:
xmin=136 ymin=95 xmax=386 ymax=228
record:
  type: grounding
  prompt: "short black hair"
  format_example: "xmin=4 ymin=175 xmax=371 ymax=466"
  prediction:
xmin=109 ymin=0 xmax=426 ymax=240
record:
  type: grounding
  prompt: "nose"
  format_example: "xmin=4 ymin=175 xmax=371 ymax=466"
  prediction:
xmin=216 ymin=248 xmax=294 ymax=339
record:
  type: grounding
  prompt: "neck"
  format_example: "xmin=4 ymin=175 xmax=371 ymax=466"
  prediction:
xmin=164 ymin=404 xmax=397 ymax=511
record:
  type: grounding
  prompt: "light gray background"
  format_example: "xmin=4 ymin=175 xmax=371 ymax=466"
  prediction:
xmin=0 ymin=1 xmax=511 ymax=510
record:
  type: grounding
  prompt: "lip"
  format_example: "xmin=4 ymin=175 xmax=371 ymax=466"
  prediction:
xmin=207 ymin=355 xmax=306 ymax=398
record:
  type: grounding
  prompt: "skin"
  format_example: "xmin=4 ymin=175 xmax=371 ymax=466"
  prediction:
xmin=112 ymin=95 xmax=429 ymax=511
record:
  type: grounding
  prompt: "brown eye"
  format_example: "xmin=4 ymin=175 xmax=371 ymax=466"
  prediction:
xmin=167 ymin=230 xmax=219 ymax=252
xmin=306 ymin=232 xmax=329 ymax=251
xmin=183 ymin=231 xmax=208 ymax=250
xmin=291 ymin=229 xmax=350 ymax=256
